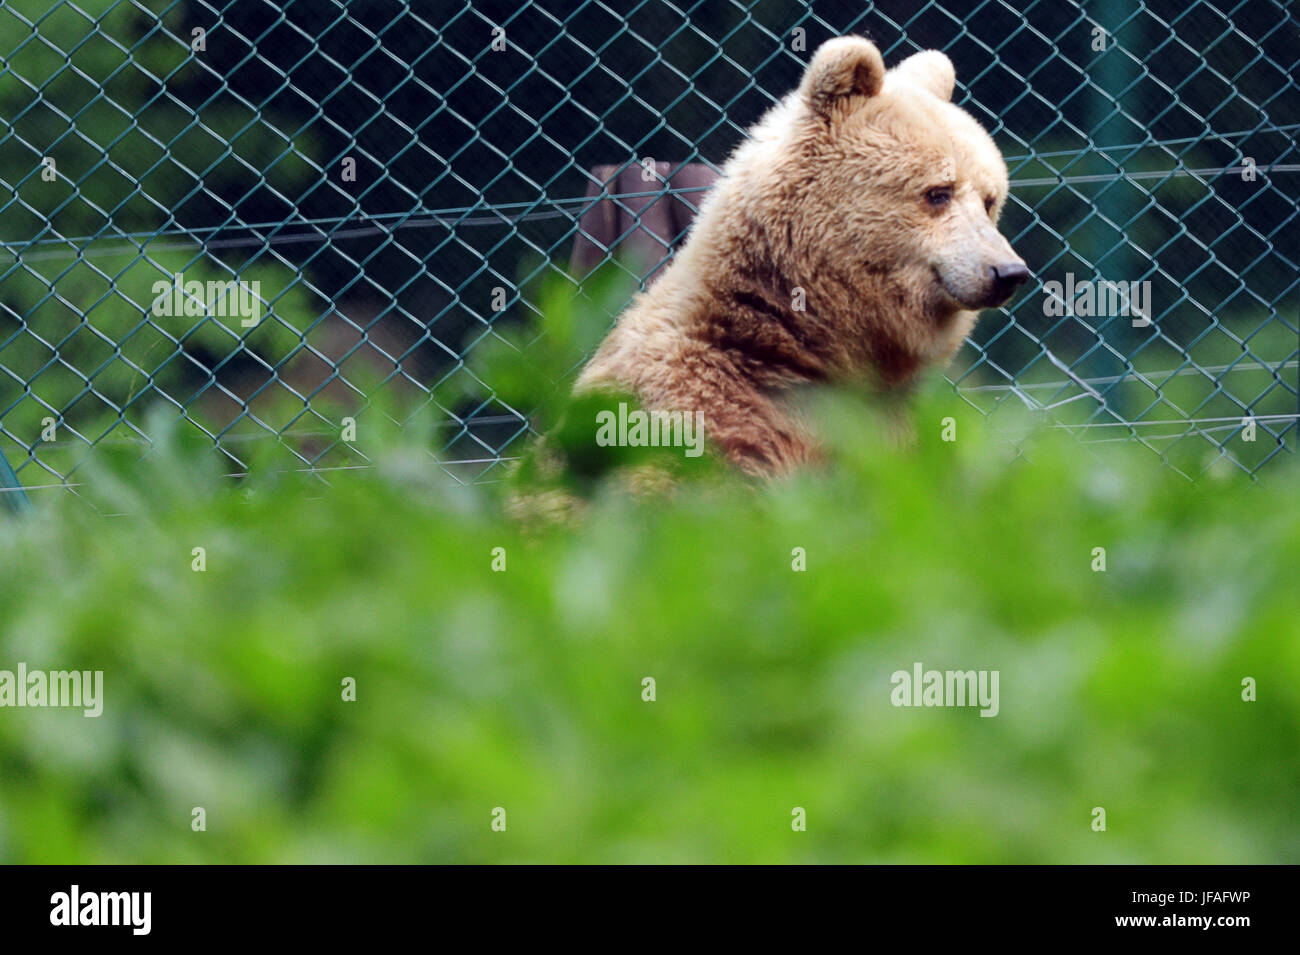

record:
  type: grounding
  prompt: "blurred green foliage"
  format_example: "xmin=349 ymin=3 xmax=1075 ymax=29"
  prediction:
xmin=0 ymin=384 xmax=1295 ymax=863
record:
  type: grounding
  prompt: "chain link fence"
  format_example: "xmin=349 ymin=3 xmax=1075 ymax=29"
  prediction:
xmin=1 ymin=0 xmax=1296 ymax=505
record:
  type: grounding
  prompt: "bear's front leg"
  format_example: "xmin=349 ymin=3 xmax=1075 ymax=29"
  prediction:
xmin=651 ymin=348 xmax=822 ymax=478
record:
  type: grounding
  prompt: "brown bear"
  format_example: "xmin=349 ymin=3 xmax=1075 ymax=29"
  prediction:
xmin=574 ymin=37 xmax=1028 ymax=477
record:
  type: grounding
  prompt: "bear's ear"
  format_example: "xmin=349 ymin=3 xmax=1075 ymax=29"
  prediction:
xmin=800 ymin=37 xmax=886 ymax=119
xmin=889 ymin=51 xmax=956 ymax=102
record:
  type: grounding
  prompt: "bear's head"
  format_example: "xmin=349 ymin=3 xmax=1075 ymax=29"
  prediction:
xmin=753 ymin=37 xmax=1028 ymax=317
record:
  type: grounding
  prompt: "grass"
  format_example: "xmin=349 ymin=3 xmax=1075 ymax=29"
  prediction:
xmin=0 ymin=387 xmax=1296 ymax=864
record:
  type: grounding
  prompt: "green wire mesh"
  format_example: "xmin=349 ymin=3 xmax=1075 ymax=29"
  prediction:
xmin=1 ymin=0 xmax=1296 ymax=498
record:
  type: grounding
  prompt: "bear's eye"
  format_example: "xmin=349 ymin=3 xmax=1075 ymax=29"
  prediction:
xmin=984 ymin=196 xmax=996 ymax=215
xmin=924 ymin=186 xmax=953 ymax=209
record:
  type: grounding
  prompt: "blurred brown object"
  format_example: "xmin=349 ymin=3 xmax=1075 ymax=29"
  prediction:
xmin=571 ymin=161 xmax=719 ymax=281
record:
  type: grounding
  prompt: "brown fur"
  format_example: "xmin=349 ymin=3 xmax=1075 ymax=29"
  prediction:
xmin=575 ymin=38 xmax=1027 ymax=477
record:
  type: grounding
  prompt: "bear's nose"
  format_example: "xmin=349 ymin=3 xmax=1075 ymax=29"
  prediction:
xmin=989 ymin=262 xmax=1030 ymax=301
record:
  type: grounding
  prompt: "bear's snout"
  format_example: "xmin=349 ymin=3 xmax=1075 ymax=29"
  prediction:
xmin=987 ymin=261 xmax=1031 ymax=305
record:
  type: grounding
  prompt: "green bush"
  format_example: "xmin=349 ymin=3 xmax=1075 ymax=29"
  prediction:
xmin=0 ymin=386 xmax=1295 ymax=864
